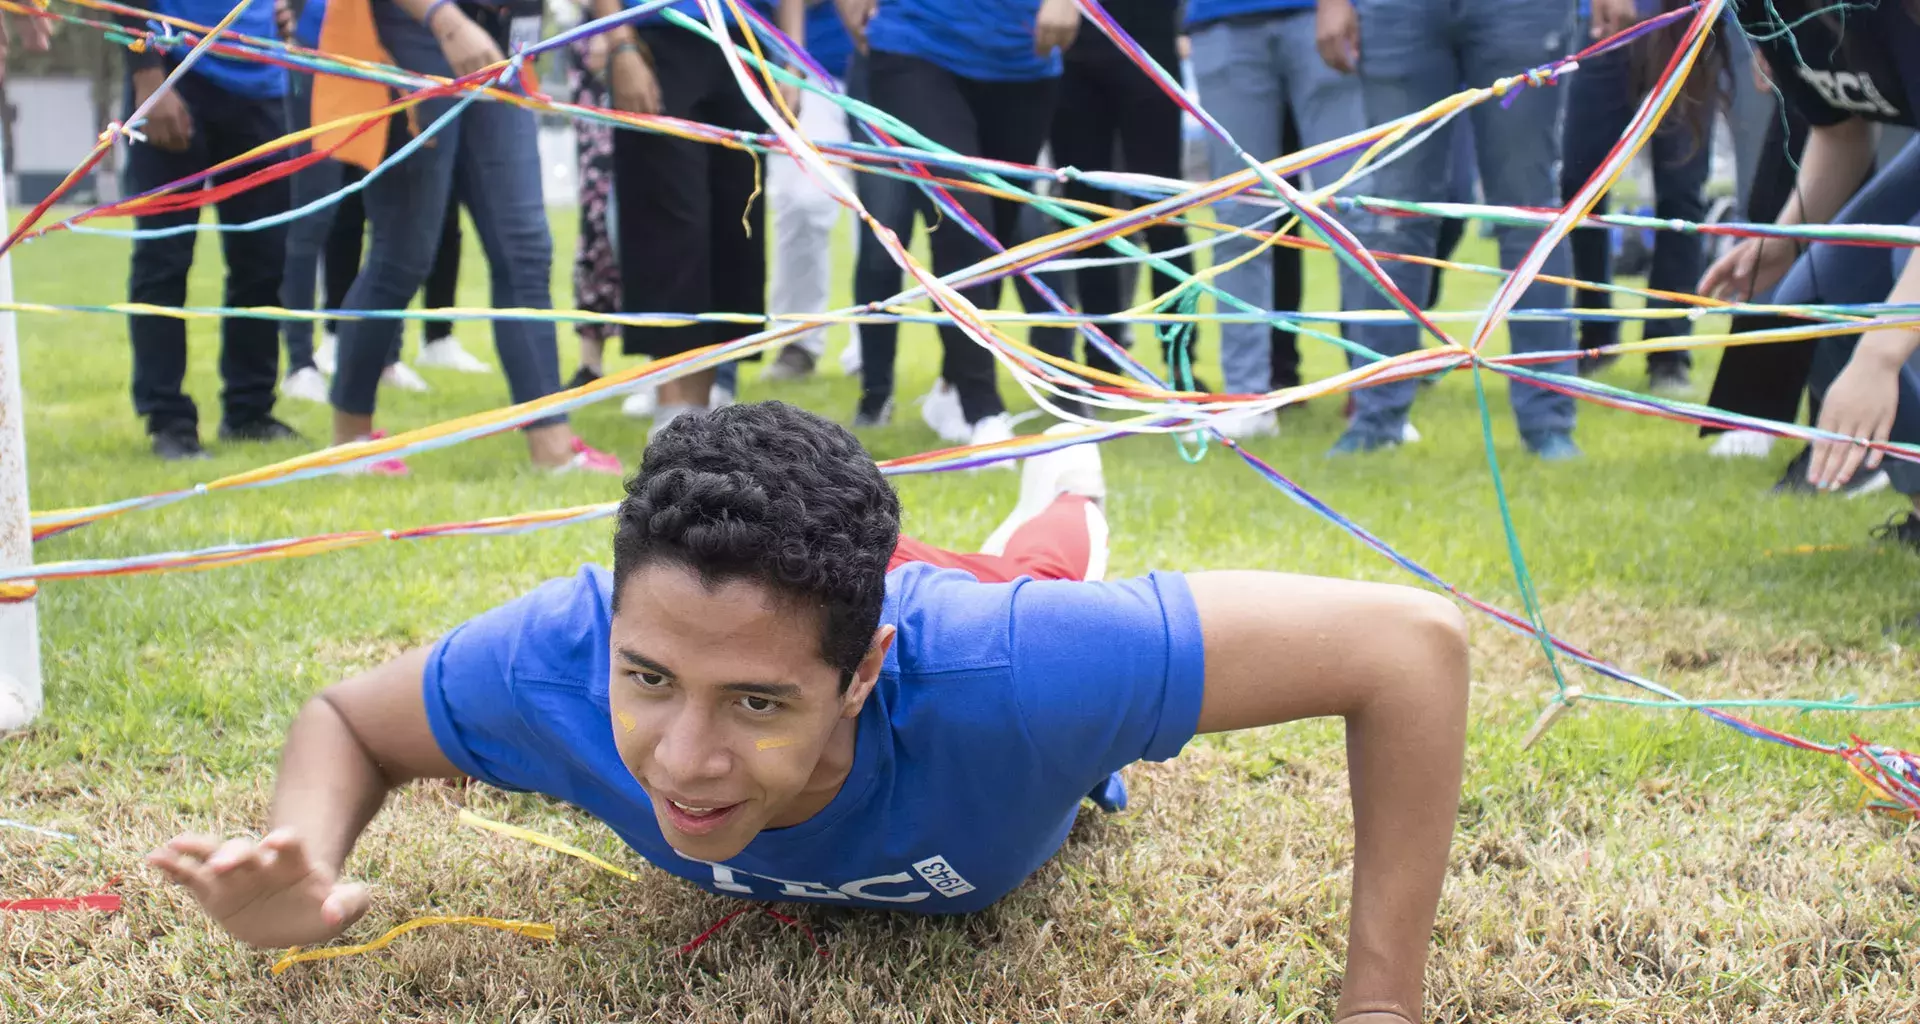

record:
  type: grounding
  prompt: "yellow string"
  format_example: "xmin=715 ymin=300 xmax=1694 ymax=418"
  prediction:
xmin=458 ymin=809 xmax=640 ymax=881
xmin=269 ymin=916 xmax=555 ymax=975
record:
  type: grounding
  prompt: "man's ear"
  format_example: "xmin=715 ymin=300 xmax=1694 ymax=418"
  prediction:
xmin=841 ymin=625 xmax=895 ymax=716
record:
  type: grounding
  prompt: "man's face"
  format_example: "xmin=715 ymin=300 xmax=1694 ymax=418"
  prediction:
xmin=608 ymin=563 xmax=884 ymax=863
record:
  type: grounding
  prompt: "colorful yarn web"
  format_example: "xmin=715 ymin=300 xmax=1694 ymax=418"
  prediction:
xmin=3 ymin=0 xmax=1915 ymax=846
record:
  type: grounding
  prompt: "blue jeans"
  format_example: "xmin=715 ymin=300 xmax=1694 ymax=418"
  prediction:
xmin=1347 ymin=0 xmax=1578 ymax=441
xmin=1560 ymin=35 xmax=1707 ymax=363
xmin=1191 ymin=11 xmax=1373 ymax=396
xmin=333 ymin=0 xmax=562 ymax=426
xmin=1774 ymin=137 xmax=1920 ymax=496
xmin=281 ymin=72 xmax=340 ymax=373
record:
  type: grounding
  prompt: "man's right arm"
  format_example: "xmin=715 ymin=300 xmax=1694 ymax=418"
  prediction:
xmin=148 ymin=647 xmax=464 ymax=948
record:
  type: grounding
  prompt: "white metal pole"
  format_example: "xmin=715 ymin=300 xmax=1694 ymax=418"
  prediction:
xmin=0 ymin=143 xmax=43 ymax=732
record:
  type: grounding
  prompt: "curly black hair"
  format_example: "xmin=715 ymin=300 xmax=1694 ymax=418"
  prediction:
xmin=611 ymin=402 xmax=902 ymax=690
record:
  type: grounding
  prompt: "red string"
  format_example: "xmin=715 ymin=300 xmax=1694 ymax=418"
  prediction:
xmin=677 ymin=906 xmax=830 ymax=959
xmin=1 ymin=875 xmax=122 ymax=913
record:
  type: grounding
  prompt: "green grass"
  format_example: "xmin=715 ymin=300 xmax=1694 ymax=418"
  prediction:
xmin=3 ymin=210 xmax=1917 ymax=1022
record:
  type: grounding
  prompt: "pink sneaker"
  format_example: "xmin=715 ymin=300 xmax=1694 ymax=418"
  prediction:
xmin=344 ymin=430 xmax=409 ymax=477
xmin=555 ymin=436 xmax=623 ymax=476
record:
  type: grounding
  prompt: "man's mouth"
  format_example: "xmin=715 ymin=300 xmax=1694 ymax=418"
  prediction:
xmin=659 ymin=796 xmax=743 ymax=836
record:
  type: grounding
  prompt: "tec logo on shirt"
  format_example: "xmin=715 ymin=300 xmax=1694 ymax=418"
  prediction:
xmin=1796 ymin=68 xmax=1902 ymax=119
xmin=679 ymin=854 xmax=979 ymax=905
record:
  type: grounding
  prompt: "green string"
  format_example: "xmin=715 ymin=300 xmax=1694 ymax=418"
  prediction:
xmin=1158 ymin=285 xmax=1210 ymax=463
xmin=1470 ymin=358 xmax=1571 ymax=696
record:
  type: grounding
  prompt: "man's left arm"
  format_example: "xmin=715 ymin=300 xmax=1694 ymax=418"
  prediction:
xmin=1189 ymin=571 xmax=1469 ymax=1024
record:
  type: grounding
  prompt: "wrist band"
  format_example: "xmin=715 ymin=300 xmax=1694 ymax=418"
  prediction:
xmin=424 ymin=0 xmax=456 ymax=30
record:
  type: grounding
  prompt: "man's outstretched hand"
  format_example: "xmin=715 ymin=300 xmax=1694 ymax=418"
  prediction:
xmin=148 ymin=829 xmax=370 ymax=948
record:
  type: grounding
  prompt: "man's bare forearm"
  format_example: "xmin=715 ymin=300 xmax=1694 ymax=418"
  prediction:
xmin=268 ymin=694 xmax=400 ymax=874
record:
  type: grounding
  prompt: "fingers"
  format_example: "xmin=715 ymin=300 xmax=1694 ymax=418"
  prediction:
xmin=1865 ymin=415 xmax=1892 ymax=470
xmin=322 ymin=881 xmax=372 ymax=930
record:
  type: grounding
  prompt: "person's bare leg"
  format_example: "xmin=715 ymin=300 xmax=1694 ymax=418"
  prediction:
xmin=579 ymin=337 xmax=606 ymax=376
xmin=656 ymin=369 xmax=715 ymax=410
xmin=526 ymin=422 xmax=577 ymax=467
xmin=332 ymin=411 xmax=375 ymax=446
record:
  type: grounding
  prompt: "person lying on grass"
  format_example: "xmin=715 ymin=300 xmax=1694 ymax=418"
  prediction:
xmin=149 ymin=401 xmax=1469 ymax=1024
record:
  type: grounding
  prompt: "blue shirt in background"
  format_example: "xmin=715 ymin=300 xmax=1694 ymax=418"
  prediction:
xmin=1184 ymin=0 xmax=1313 ymax=29
xmin=867 ymin=0 xmax=1063 ymax=82
xmin=295 ymin=0 xmax=327 ymax=49
xmin=152 ymin=0 xmax=287 ymax=98
xmin=803 ymin=1 xmax=853 ymax=81
xmin=422 ymin=561 xmax=1207 ymax=913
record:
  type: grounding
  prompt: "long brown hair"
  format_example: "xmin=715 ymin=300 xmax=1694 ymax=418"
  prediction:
xmin=1627 ymin=0 xmax=1730 ymax=156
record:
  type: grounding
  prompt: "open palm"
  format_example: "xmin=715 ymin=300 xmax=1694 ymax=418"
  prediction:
xmin=148 ymin=830 xmax=370 ymax=948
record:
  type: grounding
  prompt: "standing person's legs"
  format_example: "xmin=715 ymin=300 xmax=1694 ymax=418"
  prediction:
xmin=1191 ymin=18 xmax=1285 ymax=399
xmin=1051 ymin=54 xmax=1127 ymax=373
xmin=567 ymin=37 xmax=620 ymax=382
xmin=1270 ymin=107 xmax=1305 ymax=388
xmin=421 ymin=190 xmax=461 ymax=344
xmin=323 ymin=166 xmax=367 ymax=343
xmin=767 ymin=79 xmax=851 ymax=372
xmin=453 ymin=91 xmax=585 ymax=465
xmin=1559 ymin=42 xmax=1629 ymax=356
xmin=124 ymin=76 xmax=214 ymax=449
xmin=700 ymin=41 xmax=772 ymax=409
xmin=846 ymin=52 xmax=930 ymax=420
xmin=972 ymin=76 xmax=1072 ymax=381
xmin=1703 ymin=100 xmax=1820 ymax=433
xmin=1426 ymin=118 xmax=1476 ymax=307
xmin=280 ymin=72 xmax=336 ymax=375
xmin=1111 ymin=42 xmax=1199 ymax=381
xmin=1640 ymin=110 xmax=1711 ymax=378
xmin=864 ymin=50 xmax=1004 ymax=427
xmin=202 ymin=84 xmax=292 ymax=434
xmin=1345 ymin=0 xmax=1458 ymax=444
xmin=1724 ymin=30 xmax=1774 ymax=220
xmin=616 ymin=29 xmax=724 ymax=417
xmin=1459 ymin=0 xmax=1578 ymax=445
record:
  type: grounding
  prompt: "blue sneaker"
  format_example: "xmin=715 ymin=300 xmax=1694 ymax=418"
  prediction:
xmin=1523 ymin=430 xmax=1582 ymax=461
xmin=1327 ymin=429 xmax=1400 ymax=457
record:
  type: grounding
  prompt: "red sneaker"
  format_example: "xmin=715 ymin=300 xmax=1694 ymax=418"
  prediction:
xmin=554 ymin=436 xmax=623 ymax=476
xmin=343 ymin=430 xmax=409 ymax=477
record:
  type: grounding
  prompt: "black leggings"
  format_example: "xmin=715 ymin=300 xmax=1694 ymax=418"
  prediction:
xmin=864 ymin=49 xmax=1071 ymax=424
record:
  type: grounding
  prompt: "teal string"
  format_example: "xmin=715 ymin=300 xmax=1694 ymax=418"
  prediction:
xmin=1470 ymin=358 xmax=1571 ymax=695
xmin=1161 ymin=285 xmax=1210 ymax=463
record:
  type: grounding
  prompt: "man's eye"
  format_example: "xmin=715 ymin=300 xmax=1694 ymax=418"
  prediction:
xmin=740 ymin=695 xmax=780 ymax=714
xmin=631 ymin=671 xmax=667 ymax=688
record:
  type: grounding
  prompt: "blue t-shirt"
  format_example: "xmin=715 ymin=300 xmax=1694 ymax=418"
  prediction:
xmin=803 ymin=2 xmax=853 ymax=81
xmin=154 ymin=0 xmax=287 ymax=98
xmin=423 ymin=562 xmax=1206 ymax=913
xmin=295 ymin=0 xmax=327 ymax=48
xmin=867 ymin=0 xmax=1063 ymax=82
xmin=1184 ymin=0 xmax=1312 ymax=28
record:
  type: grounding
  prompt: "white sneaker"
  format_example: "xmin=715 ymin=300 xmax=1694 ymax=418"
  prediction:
xmin=710 ymin=382 xmax=735 ymax=408
xmin=622 ymin=386 xmax=658 ymax=418
xmin=416 ymin=336 xmax=491 ymax=373
xmin=980 ymin=423 xmax=1110 ymax=579
xmin=966 ymin=412 xmax=1017 ymax=471
xmin=1707 ymin=429 xmax=1773 ymax=459
xmin=839 ymin=336 xmax=863 ymax=376
xmin=282 ymin=366 xmax=329 ymax=404
xmin=1402 ymin=421 xmax=1422 ymax=444
xmin=315 ymin=333 xmax=338 ymax=375
xmin=1212 ymin=409 xmax=1278 ymax=440
xmin=381 ymin=361 xmax=430 ymax=392
xmin=918 ymin=379 xmax=971 ymax=444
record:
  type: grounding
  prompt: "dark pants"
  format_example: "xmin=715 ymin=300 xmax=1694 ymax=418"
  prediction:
xmin=865 ymin=49 xmax=1068 ymax=424
xmin=333 ymin=2 xmax=562 ymax=425
xmin=1051 ymin=35 xmax=1193 ymax=376
xmin=615 ymin=26 xmax=766 ymax=362
xmin=1560 ymin=42 xmax=1708 ymax=370
xmin=1702 ymin=100 xmax=1822 ymax=433
xmin=324 ymin=166 xmax=364 ymax=337
xmin=849 ymin=54 xmax=937 ymax=416
xmin=124 ymin=72 xmax=288 ymax=435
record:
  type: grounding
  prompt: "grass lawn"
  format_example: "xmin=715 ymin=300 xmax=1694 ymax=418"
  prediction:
xmin=3 ymin=208 xmax=1917 ymax=1023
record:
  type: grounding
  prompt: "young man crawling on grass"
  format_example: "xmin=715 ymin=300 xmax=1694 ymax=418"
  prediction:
xmin=150 ymin=401 xmax=1469 ymax=1024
